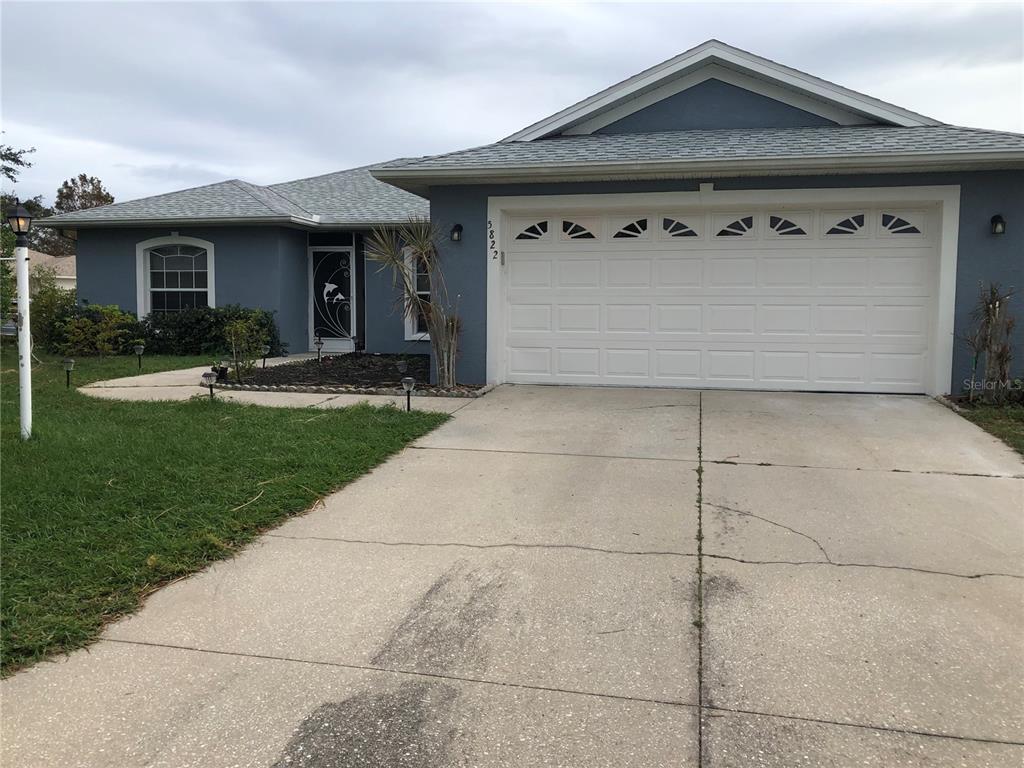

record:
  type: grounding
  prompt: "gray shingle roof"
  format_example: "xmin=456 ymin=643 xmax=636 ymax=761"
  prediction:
xmin=39 ymin=165 xmax=426 ymax=228
xmin=381 ymin=126 xmax=1024 ymax=171
xmin=269 ymin=165 xmax=427 ymax=225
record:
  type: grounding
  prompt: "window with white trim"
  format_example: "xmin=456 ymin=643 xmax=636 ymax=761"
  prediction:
xmin=147 ymin=244 xmax=210 ymax=312
xmin=404 ymin=250 xmax=430 ymax=340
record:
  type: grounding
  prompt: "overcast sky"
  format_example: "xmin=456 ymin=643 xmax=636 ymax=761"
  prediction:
xmin=2 ymin=1 xmax=1021 ymax=206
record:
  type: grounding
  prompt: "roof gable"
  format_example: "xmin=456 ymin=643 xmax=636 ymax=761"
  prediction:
xmin=504 ymin=40 xmax=940 ymax=142
xmin=594 ymin=77 xmax=838 ymax=134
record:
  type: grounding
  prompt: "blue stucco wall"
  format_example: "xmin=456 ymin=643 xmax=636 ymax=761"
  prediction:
xmin=362 ymin=234 xmax=432 ymax=359
xmin=595 ymin=78 xmax=838 ymax=133
xmin=75 ymin=225 xmax=311 ymax=353
xmin=430 ymin=170 xmax=1023 ymax=390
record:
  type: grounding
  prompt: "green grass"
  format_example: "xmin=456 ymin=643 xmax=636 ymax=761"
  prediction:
xmin=0 ymin=348 xmax=448 ymax=674
xmin=959 ymin=403 xmax=1024 ymax=456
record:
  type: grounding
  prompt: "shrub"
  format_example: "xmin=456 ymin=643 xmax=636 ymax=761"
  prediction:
xmin=224 ymin=316 xmax=268 ymax=382
xmin=57 ymin=305 xmax=143 ymax=357
xmin=140 ymin=305 xmax=283 ymax=357
xmin=29 ymin=266 xmax=78 ymax=351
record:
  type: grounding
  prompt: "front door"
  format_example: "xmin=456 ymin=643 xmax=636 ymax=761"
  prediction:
xmin=309 ymin=247 xmax=356 ymax=353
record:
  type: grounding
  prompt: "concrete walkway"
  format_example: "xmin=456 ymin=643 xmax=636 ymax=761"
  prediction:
xmin=2 ymin=386 xmax=1022 ymax=766
xmin=79 ymin=359 xmax=471 ymax=413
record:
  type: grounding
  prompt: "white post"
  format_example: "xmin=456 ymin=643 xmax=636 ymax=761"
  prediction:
xmin=15 ymin=239 xmax=32 ymax=439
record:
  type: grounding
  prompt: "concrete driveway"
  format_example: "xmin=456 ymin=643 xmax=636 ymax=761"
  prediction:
xmin=3 ymin=386 xmax=1022 ymax=767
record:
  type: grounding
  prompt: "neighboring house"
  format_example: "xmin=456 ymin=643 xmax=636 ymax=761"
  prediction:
xmin=38 ymin=40 xmax=1023 ymax=395
xmin=29 ymin=250 xmax=77 ymax=292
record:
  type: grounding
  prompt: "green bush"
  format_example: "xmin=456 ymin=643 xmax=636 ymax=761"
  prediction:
xmin=224 ymin=316 xmax=268 ymax=382
xmin=57 ymin=305 xmax=143 ymax=357
xmin=29 ymin=266 xmax=78 ymax=351
xmin=140 ymin=305 xmax=284 ymax=357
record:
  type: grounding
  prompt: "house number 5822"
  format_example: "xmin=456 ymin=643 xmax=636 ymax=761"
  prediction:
xmin=488 ymin=220 xmax=498 ymax=260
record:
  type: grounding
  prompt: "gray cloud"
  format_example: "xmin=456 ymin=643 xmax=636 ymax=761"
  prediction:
xmin=2 ymin=1 xmax=1020 ymax=205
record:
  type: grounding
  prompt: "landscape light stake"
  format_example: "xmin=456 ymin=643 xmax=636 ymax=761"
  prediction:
xmin=261 ymin=344 xmax=271 ymax=368
xmin=6 ymin=199 xmax=34 ymax=438
xmin=314 ymin=335 xmax=324 ymax=364
xmin=133 ymin=343 xmax=145 ymax=370
xmin=401 ymin=376 xmax=415 ymax=412
xmin=63 ymin=358 xmax=75 ymax=389
xmin=200 ymin=371 xmax=217 ymax=400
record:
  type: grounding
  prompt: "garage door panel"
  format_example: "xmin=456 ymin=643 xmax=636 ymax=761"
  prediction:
xmin=557 ymin=260 xmax=601 ymax=288
xmin=605 ymin=349 xmax=651 ymax=378
xmin=556 ymin=348 xmax=600 ymax=377
xmin=503 ymin=205 xmax=937 ymax=393
xmin=557 ymin=305 xmax=600 ymax=333
xmin=606 ymin=305 xmax=652 ymax=333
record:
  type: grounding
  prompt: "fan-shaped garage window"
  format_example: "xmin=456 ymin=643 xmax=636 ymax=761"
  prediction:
xmin=716 ymin=216 xmax=754 ymax=237
xmin=826 ymin=213 xmax=865 ymax=235
xmin=769 ymin=215 xmax=807 ymax=236
xmin=881 ymin=213 xmax=921 ymax=234
xmin=562 ymin=220 xmax=596 ymax=239
xmin=662 ymin=218 xmax=699 ymax=237
xmin=515 ymin=221 xmax=548 ymax=240
xmin=613 ymin=219 xmax=648 ymax=238
xmin=147 ymin=244 xmax=210 ymax=312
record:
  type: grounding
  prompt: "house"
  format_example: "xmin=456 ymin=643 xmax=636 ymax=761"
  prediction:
xmin=29 ymin=250 xmax=77 ymax=291
xmin=38 ymin=40 xmax=1023 ymax=395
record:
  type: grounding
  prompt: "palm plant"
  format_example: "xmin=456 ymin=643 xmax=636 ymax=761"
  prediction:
xmin=365 ymin=218 xmax=460 ymax=387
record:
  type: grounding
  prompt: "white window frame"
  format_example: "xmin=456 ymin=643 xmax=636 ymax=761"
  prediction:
xmin=404 ymin=247 xmax=431 ymax=341
xmin=135 ymin=235 xmax=215 ymax=318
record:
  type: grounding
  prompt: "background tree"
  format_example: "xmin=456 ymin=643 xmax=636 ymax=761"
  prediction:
xmin=1 ymin=142 xmax=38 ymax=318
xmin=55 ymin=174 xmax=113 ymax=216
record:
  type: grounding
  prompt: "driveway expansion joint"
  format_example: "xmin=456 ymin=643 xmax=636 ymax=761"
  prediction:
xmin=702 ymin=551 xmax=1023 ymax=581
xmin=707 ymin=458 xmax=1023 ymax=480
xmin=264 ymin=533 xmax=699 ymax=560
xmin=411 ymin=445 xmax=699 ymax=464
xmin=99 ymin=637 xmax=698 ymax=712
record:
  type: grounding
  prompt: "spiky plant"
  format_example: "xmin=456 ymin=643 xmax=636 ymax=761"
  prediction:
xmin=365 ymin=218 xmax=460 ymax=388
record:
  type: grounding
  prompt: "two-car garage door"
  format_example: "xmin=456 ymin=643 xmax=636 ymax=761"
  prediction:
xmin=502 ymin=204 xmax=938 ymax=393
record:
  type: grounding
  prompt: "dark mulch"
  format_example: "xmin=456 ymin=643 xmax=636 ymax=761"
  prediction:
xmin=250 ymin=353 xmax=433 ymax=388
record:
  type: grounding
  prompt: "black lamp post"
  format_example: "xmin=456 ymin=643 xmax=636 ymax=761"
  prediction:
xmin=6 ymin=199 xmax=34 ymax=439
xmin=401 ymin=376 xmax=415 ymax=412
xmin=314 ymin=335 xmax=324 ymax=364
xmin=63 ymin=358 xmax=75 ymax=389
xmin=200 ymin=370 xmax=217 ymax=400
xmin=133 ymin=343 xmax=145 ymax=370
xmin=261 ymin=344 xmax=271 ymax=368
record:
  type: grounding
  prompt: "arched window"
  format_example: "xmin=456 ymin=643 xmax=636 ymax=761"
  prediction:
xmin=135 ymin=236 xmax=215 ymax=317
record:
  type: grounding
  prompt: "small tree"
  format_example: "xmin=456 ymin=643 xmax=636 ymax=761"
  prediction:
xmin=365 ymin=219 xmax=460 ymax=387
xmin=960 ymin=282 xmax=1016 ymax=404
xmin=224 ymin=316 xmax=267 ymax=383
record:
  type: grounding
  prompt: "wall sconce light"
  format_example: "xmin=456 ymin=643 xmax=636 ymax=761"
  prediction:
xmin=991 ymin=214 xmax=1006 ymax=235
xmin=450 ymin=224 xmax=463 ymax=242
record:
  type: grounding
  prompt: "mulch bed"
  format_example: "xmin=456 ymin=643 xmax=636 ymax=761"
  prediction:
xmin=221 ymin=353 xmax=483 ymax=397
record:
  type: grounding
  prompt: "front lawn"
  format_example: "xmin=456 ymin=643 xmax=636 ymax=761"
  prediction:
xmin=0 ymin=348 xmax=447 ymax=674
xmin=958 ymin=403 xmax=1024 ymax=456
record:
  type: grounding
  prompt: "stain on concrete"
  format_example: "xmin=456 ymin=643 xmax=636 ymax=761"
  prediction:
xmin=272 ymin=680 xmax=461 ymax=768
xmin=372 ymin=559 xmax=506 ymax=675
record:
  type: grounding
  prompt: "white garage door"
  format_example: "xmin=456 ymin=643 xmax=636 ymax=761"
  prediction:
xmin=503 ymin=205 xmax=938 ymax=393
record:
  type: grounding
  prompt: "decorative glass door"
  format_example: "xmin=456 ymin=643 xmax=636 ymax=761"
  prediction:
xmin=310 ymin=248 xmax=356 ymax=352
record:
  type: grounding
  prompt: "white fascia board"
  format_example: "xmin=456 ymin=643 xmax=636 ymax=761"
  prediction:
xmin=373 ymin=150 xmax=1024 ymax=191
xmin=503 ymin=41 xmax=940 ymax=142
